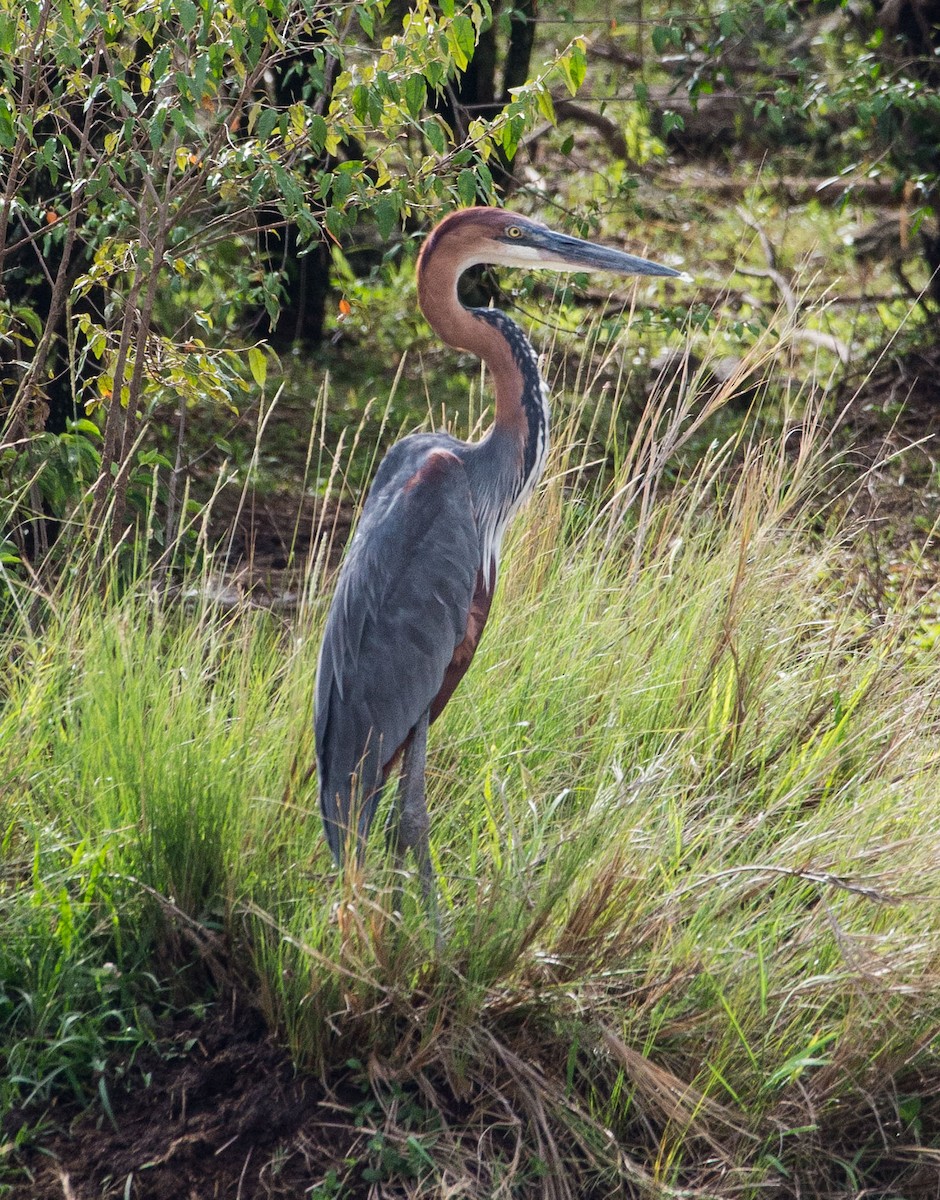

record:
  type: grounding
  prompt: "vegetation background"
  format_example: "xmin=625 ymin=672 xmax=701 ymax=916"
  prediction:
xmin=2 ymin=0 xmax=939 ymax=1196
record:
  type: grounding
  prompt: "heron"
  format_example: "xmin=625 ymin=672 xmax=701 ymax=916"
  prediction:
xmin=315 ymin=207 xmax=681 ymax=922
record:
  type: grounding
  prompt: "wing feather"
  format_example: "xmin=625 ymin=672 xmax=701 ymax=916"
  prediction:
xmin=315 ymin=441 xmax=480 ymax=862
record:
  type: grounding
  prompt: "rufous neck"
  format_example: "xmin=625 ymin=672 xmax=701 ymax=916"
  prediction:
xmin=417 ymin=237 xmax=528 ymax=437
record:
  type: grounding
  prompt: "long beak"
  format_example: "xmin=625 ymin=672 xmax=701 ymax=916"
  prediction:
xmin=530 ymin=228 xmax=684 ymax=278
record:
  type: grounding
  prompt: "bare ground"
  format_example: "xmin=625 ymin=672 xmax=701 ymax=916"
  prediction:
xmin=9 ymin=1005 xmax=333 ymax=1200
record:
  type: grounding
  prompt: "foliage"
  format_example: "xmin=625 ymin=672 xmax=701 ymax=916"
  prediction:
xmin=643 ymin=1 xmax=940 ymax=240
xmin=0 ymin=0 xmax=586 ymax=556
xmin=0 ymin=834 xmax=161 ymax=1125
xmin=4 ymin=0 xmax=936 ymax=570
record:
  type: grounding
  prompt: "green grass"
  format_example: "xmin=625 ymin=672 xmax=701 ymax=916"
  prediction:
xmin=2 ymin=308 xmax=939 ymax=1197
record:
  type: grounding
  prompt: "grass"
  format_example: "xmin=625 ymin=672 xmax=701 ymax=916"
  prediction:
xmin=2 ymin=301 xmax=940 ymax=1197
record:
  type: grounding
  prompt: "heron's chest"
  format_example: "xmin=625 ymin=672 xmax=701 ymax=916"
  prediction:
xmin=474 ymin=380 xmax=550 ymax=582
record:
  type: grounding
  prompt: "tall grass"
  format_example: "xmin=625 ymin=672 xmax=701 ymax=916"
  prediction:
xmin=2 ymin=303 xmax=939 ymax=1196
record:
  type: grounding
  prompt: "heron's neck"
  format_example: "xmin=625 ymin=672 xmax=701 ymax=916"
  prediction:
xmin=417 ymin=239 xmax=551 ymax=582
xmin=417 ymin=264 xmax=549 ymax=496
xmin=464 ymin=310 xmax=550 ymax=585
xmin=470 ymin=306 xmax=549 ymax=504
xmin=424 ymin=298 xmax=550 ymax=587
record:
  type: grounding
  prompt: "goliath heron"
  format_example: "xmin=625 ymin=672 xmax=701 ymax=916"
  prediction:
xmin=315 ymin=207 xmax=681 ymax=915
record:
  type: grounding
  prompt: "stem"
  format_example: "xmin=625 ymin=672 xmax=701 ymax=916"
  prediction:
xmin=97 ymin=144 xmax=176 ymax=546
xmin=0 ymin=0 xmax=55 ymax=272
xmin=6 ymin=35 xmax=100 ymax=437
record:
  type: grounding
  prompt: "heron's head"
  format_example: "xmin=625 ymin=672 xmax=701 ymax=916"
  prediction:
xmin=420 ymin=207 xmax=685 ymax=280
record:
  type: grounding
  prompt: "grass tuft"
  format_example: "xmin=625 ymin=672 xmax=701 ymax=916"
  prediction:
xmin=2 ymin=298 xmax=939 ymax=1196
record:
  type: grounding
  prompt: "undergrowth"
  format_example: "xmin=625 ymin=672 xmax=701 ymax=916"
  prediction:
xmin=1 ymin=302 xmax=939 ymax=1198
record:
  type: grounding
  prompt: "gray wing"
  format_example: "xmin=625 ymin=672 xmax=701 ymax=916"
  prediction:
xmin=315 ymin=439 xmax=480 ymax=863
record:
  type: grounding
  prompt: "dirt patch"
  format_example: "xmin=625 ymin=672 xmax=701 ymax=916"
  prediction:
xmin=8 ymin=1000 xmax=581 ymax=1200
xmin=171 ymin=489 xmax=355 ymax=613
xmin=10 ymin=1005 xmax=359 ymax=1200
xmin=12 ymin=999 xmax=940 ymax=1200
xmin=207 ymin=488 xmax=352 ymax=572
xmin=832 ymin=343 xmax=940 ymax=616
xmin=839 ymin=343 xmax=939 ymax=533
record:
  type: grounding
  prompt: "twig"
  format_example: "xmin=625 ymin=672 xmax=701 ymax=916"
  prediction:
xmin=736 ymin=207 xmax=799 ymax=318
xmin=672 ymin=863 xmax=903 ymax=905
xmin=56 ymin=1170 xmax=78 ymax=1200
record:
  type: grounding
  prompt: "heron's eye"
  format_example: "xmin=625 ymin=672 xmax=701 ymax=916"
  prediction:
xmin=506 ymin=225 xmax=523 ymax=239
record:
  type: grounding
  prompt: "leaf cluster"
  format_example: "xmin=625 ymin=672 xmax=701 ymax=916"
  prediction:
xmin=0 ymin=0 xmax=588 ymax=561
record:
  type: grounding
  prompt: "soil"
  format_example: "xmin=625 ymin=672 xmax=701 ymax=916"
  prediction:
xmin=835 ymin=343 xmax=940 ymax=612
xmin=201 ymin=487 xmax=353 ymax=606
xmin=840 ymin=343 xmax=940 ymax=521
xmin=8 ymin=1004 xmax=366 ymax=1200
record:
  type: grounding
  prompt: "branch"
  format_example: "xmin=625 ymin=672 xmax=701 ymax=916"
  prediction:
xmin=553 ymin=99 xmax=628 ymax=159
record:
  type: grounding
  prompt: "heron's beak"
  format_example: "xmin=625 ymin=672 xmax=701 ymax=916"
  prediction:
xmin=526 ymin=228 xmax=686 ymax=279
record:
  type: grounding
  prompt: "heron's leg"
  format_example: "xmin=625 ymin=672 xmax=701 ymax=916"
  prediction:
xmin=385 ymin=709 xmax=440 ymax=938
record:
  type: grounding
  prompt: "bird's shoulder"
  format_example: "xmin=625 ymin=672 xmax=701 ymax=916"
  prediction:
xmin=348 ymin=434 xmax=475 ymax=559
xmin=366 ymin=433 xmax=468 ymax=499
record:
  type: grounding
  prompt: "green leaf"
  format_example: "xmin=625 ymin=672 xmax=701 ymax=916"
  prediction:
xmin=404 ymin=74 xmax=427 ymax=120
xmin=148 ymin=112 xmax=166 ymax=152
xmin=309 ymin=114 xmax=328 ymax=151
xmin=247 ymin=346 xmax=267 ymax=387
xmin=15 ymin=305 xmax=43 ymax=340
xmin=0 ymin=14 xmax=15 ymax=54
xmin=718 ymin=11 xmax=739 ymax=38
xmin=424 ymin=118 xmax=446 ymax=153
xmin=256 ymin=107 xmax=278 ymax=142
xmin=105 ymin=78 xmax=137 ymax=114
xmin=191 ymin=53 xmax=208 ymax=102
xmin=178 ymin=0 xmax=198 ymax=35
xmin=566 ymin=42 xmax=586 ymax=93
xmin=152 ymin=45 xmax=171 ymax=81
xmin=352 ymin=84 xmax=369 ymax=122
xmin=136 ymin=450 xmax=173 ymax=469
xmin=500 ymin=115 xmax=522 ymax=160
xmin=67 ymin=419 xmax=102 ymax=439
xmin=0 ymin=97 xmax=16 ymax=150
xmin=457 ymin=168 xmax=476 ymax=207
xmin=245 ymin=2 xmax=269 ymax=52
xmin=373 ymin=195 xmax=399 ymax=240
xmin=558 ymin=41 xmax=587 ymax=97
xmin=271 ymin=163 xmax=305 ymax=214
xmin=447 ymin=14 xmax=476 ymax=72
xmin=651 ymin=25 xmax=670 ymax=55
xmin=324 ymin=206 xmax=345 ymax=239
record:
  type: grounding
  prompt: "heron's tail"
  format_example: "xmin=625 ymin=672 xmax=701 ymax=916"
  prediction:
xmin=319 ymin=747 xmax=385 ymax=866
